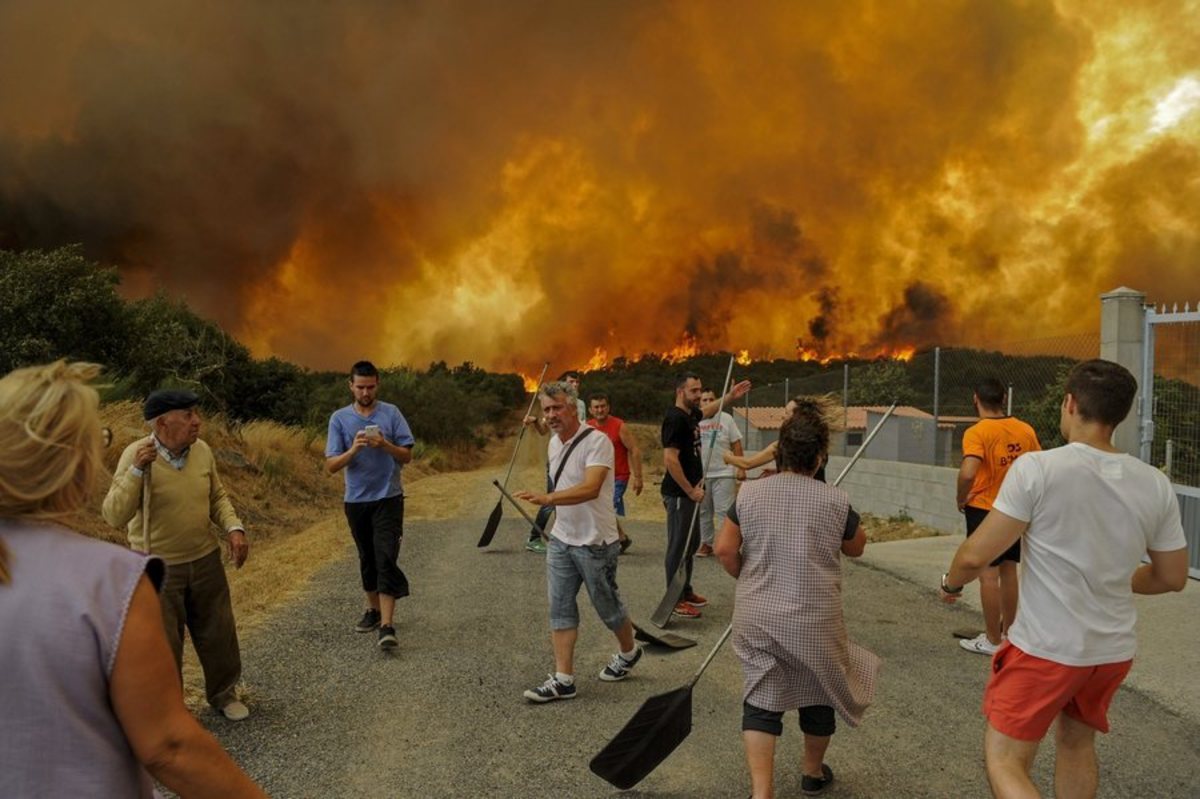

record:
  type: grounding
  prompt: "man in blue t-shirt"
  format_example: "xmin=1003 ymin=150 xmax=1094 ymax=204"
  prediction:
xmin=325 ymin=361 xmax=416 ymax=650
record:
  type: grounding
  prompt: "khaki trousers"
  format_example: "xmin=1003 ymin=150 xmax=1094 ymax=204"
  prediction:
xmin=159 ymin=548 xmax=242 ymax=709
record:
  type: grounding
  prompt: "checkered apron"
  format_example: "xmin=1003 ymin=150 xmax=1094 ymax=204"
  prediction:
xmin=732 ymin=473 xmax=881 ymax=725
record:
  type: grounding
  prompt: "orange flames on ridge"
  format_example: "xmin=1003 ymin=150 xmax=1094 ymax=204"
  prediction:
xmin=663 ymin=333 xmax=700 ymax=364
xmin=557 ymin=339 xmax=916 ymax=377
xmin=795 ymin=343 xmax=916 ymax=365
xmin=582 ymin=347 xmax=609 ymax=372
xmin=574 ymin=334 xmax=710 ymax=374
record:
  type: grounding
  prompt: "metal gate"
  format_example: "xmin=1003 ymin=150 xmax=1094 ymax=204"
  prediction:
xmin=1140 ymin=302 xmax=1200 ymax=578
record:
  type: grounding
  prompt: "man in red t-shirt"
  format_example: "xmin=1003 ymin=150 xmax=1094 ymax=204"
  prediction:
xmin=587 ymin=393 xmax=642 ymax=552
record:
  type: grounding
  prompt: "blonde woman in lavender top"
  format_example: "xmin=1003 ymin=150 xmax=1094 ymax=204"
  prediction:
xmin=0 ymin=361 xmax=264 ymax=799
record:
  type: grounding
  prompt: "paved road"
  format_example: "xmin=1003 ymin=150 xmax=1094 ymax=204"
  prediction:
xmin=206 ymin=517 xmax=1200 ymax=798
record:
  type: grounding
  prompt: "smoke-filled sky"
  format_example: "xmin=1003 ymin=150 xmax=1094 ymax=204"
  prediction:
xmin=1 ymin=0 xmax=1197 ymax=372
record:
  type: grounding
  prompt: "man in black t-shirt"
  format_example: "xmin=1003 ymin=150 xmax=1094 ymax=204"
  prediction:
xmin=661 ymin=372 xmax=751 ymax=619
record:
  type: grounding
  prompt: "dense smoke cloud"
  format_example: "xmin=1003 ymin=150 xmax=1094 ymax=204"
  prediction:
xmin=0 ymin=0 xmax=1197 ymax=371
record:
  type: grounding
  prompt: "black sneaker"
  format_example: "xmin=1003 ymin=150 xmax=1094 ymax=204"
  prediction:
xmin=377 ymin=625 xmax=398 ymax=650
xmin=523 ymin=675 xmax=576 ymax=703
xmin=354 ymin=609 xmax=381 ymax=633
xmin=801 ymin=764 xmax=834 ymax=795
xmin=599 ymin=647 xmax=643 ymax=682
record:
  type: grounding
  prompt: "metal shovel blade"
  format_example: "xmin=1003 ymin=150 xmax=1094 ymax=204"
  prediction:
xmin=633 ymin=623 xmax=696 ymax=650
xmin=477 ymin=501 xmax=503 ymax=548
xmin=648 ymin=566 xmax=687 ymax=628
xmin=589 ymin=685 xmax=694 ymax=790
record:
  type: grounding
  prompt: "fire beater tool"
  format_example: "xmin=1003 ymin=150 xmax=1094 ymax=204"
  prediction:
xmin=478 ymin=362 xmax=549 ymax=548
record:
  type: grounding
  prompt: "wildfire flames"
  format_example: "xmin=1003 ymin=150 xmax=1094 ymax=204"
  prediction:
xmin=0 ymin=1 xmax=1197 ymax=373
xmin=795 ymin=344 xmax=915 ymax=366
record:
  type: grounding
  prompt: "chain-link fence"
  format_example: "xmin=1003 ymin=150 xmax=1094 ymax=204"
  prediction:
xmin=1147 ymin=317 xmax=1200 ymax=488
xmin=732 ymin=333 xmax=1100 ymax=468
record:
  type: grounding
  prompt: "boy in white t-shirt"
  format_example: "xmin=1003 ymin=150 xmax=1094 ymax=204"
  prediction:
xmin=514 ymin=381 xmax=642 ymax=703
xmin=696 ymin=388 xmax=744 ymax=558
xmin=939 ymin=359 xmax=1188 ymax=799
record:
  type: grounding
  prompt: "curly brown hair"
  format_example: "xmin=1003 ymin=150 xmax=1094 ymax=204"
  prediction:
xmin=776 ymin=397 xmax=836 ymax=474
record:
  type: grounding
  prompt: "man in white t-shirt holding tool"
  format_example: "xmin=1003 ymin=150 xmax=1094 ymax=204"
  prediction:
xmin=696 ymin=387 xmax=744 ymax=558
xmin=515 ymin=380 xmax=642 ymax=703
xmin=940 ymin=359 xmax=1188 ymax=799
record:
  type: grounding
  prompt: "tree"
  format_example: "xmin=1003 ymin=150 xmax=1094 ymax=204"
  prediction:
xmin=0 ymin=246 xmax=128 ymax=374
xmin=846 ymin=360 xmax=919 ymax=406
xmin=1021 ymin=365 xmax=1069 ymax=449
xmin=122 ymin=292 xmax=253 ymax=411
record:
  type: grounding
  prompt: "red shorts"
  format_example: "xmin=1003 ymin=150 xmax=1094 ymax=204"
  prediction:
xmin=983 ymin=642 xmax=1132 ymax=741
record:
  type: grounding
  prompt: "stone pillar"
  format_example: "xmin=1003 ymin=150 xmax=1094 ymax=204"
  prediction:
xmin=1099 ymin=287 xmax=1146 ymax=457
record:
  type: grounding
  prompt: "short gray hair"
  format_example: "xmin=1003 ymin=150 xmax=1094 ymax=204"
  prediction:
xmin=540 ymin=381 xmax=578 ymax=406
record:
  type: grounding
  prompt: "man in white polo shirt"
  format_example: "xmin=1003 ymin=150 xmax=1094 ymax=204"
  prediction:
xmin=515 ymin=380 xmax=642 ymax=703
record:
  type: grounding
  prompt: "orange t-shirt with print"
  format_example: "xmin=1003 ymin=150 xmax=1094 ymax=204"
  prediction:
xmin=962 ymin=417 xmax=1041 ymax=511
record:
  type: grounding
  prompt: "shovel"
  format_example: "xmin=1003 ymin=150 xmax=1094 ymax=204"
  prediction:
xmin=478 ymin=362 xmax=549 ymax=547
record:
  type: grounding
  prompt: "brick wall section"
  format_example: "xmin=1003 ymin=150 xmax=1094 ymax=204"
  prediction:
xmin=826 ymin=455 xmax=962 ymax=534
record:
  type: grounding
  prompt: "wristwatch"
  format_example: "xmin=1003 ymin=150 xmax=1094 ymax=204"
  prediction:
xmin=941 ymin=572 xmax=963 ymax=595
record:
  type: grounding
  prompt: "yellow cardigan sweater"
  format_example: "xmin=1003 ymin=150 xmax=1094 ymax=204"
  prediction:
xmin=102 ymin=437 xmax=243 ymax=566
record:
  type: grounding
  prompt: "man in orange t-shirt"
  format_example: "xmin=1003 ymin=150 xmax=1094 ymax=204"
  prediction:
xmin=956 ymin=378 xmax=1041 ymax=655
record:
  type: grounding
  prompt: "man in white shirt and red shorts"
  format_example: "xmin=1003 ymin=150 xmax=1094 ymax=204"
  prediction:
xmin=940 ymin=359 xmax=1188 ymax=798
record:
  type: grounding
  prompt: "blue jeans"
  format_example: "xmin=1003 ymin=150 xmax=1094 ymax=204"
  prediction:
xmin=613 ymin=478 xmax=629 ymax=516
xmin=546 ymin=537 xmax=627 ymax=631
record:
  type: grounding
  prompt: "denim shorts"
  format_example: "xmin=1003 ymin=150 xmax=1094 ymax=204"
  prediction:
xmin=613 ymin=478 xmax=629 ymax=516
xmin=547 ymin=536 xmax=628 ymax=631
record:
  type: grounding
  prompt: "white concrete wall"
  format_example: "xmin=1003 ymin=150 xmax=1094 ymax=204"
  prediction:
xmin=827 ymin=455 xmax=962 ymax=533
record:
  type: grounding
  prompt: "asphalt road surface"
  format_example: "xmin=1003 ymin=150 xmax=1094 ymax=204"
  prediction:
xmin=204 ymin=517 xmax=1200 ymax=798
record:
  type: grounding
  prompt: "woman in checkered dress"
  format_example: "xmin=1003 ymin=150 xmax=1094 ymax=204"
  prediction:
xmin=715 ymin=400 xmax=881 ymax=798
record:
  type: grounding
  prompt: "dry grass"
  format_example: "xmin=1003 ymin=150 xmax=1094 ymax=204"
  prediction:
xmin=860 ymin=513 xmax=943 ymax=543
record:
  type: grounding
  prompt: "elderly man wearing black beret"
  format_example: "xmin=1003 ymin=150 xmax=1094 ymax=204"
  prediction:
xmin=102 ymin=389 xmax=252 ymax=721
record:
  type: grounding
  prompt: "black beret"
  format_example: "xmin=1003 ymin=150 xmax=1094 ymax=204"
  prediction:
xmin=144 ymin=389 xmax=200 ymax=420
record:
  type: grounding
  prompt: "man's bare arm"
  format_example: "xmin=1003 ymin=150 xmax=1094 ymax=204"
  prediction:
xmin=956 ymin=457 xmax=981 ymax=509
xmin=943 ymin=509 xmax=1027 ymax=596
xmin=515 ymin=465 xmax=609 ymax=506
xmin=700 ymin=380 xmax=752 ymax=419
xmin=714 ymin=518 xmax=743 ymax=577
xmin=1132 ymin=548 xmax=1189 ymax=594
xmin=618 ymin=423 xmax=644 ymax=493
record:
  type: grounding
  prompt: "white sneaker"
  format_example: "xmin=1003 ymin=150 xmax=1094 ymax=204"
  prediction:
xmin=959 ymin=633 xmax=999 ymax=656
xmin=220 ymin=700 xmax=250 ymax=721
